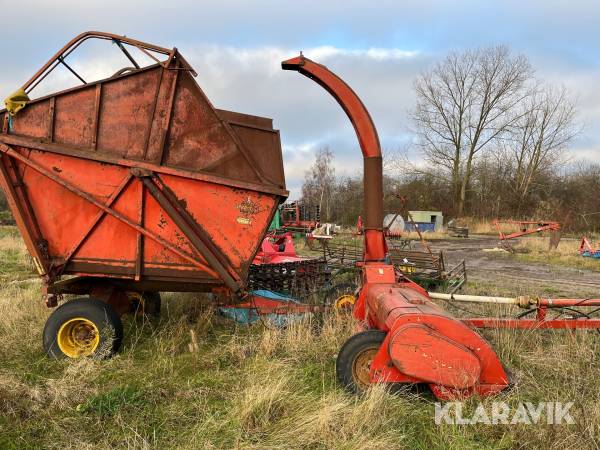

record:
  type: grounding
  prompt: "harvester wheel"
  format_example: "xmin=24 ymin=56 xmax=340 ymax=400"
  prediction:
xmin=336 ymin=330 xmax=386 ymax=394
xmin=43 ymin=298 xmax=123 ymax=359
xmin=334 ymin=294 xmax=356 ymax=311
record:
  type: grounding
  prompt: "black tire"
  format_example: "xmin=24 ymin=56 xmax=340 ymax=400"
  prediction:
xmin=336 ymin=330 xmax=387 ymax=394
xmin=43 ymin=298 xmax=123 ymax=359
xmin=131 ymin=292 xmax=161 ymax=317
xmin=502 ymin=364 xmax=517 ymax=391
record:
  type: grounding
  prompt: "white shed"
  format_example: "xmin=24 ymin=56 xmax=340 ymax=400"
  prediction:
xmin=408 ymin=211 xmax=444 ymax=231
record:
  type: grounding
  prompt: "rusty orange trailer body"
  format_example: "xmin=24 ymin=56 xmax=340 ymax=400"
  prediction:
xmin=0 ymin=32 xmax=287 ymax=302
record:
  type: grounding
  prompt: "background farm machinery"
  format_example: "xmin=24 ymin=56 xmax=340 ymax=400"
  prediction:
xmin=579 ymin=236 xmax=600 ymax=259
xmin=272 ymin=201 xmax=321 ymax=233
xmin=316 ymin=238 xmax=466 ymax=293
xmin=493 ymin=219 xmax=561 ymax=252
xmin=2 ymin=32 xmax=600 ymax=400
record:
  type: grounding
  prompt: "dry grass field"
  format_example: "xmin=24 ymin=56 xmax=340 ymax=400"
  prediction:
xmin=1 ymin=226 xmax=600 ymax=449
xmin=512 ymin=236 xmax=600 ymax=273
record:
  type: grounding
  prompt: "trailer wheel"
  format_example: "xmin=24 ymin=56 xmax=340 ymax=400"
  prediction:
xmin=336 ymin=330 xmax=386 ymax=394
xmin=43 ymin=298 xmax=123 ymax=359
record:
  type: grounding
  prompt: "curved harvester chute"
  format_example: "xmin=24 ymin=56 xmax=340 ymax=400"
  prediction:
xmin=282 ymin=54 xmax=511 ymax=399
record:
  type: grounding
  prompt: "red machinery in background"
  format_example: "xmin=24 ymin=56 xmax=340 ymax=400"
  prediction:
xmin=493 ymin=219 xmax=561 ymax=251
xmin=283 ymin=55 xmax=600 ymax=399
xmin=356 ymin=215 xmax=363 ymax=235
xmin=579 ymin=237 xmax=600 ymax=259
xmin=279 ymin=201 xmax=320 ymax=233
xmin=253 ymin=232 xmax=304 ymax=265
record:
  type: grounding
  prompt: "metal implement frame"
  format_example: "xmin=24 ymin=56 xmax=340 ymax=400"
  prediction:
xmin=21 ymin=31 xmax=195 ymax=96
xmin=248 ymin=259 xmax=330 ymax=296
xmin=465 ymin=313 xmax=600 ymax=329
xmin=579 ymin=236 xmax=600 ymax=258
xmin=493 ymin=219 xmax=561 ymax=241
xmin=429 ymin=292 xmax=600 ymax=330
xmin=279 ymin=201 xmax=320 ymax=232
xmin=316 ymin=238 xmax=465 ymax=292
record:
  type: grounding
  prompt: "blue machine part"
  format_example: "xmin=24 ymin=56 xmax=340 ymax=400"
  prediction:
xmin=581 ymin=251 xmax=600 ymax=259
xmin=251 ymin=289 xmax=299 ymax=301
xmin=404 ymin=222 xmax=436 ymax=232
xmin=219 ymin=290 xmax=308 ymax=326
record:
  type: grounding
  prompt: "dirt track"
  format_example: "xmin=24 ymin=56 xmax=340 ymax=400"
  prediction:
xmin=418 ymin=235 xmax=600 ymax=297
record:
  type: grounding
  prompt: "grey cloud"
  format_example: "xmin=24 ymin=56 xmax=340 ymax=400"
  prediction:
xmin=1 ymin=0 xmax=599 ymax=197
xmin=181 ymin=45 xmax=430 ymax=197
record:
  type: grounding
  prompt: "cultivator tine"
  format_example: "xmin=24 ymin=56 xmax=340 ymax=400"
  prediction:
xmin=248 ymin=259 xmax=330 ymax=299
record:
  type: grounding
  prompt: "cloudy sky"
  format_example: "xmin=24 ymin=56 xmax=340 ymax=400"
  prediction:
xmin=1 ymin=0 xmax=599 ymax=197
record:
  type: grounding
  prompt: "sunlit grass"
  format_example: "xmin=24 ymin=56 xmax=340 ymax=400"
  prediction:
xmin=1 ymin=226 xmax=600 ymax=448
xmin=509 ymin=236 xmax=600 ymax=272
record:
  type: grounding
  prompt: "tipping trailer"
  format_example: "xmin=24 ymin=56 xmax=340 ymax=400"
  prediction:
xmin=0 ymin=32 xmax=287 ymax=358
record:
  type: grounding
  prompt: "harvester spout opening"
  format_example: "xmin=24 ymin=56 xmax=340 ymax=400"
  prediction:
xmin=281 ymin=55 xmax=386 ymax=261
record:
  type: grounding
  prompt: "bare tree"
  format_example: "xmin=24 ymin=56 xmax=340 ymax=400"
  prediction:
xmin=381 ymin=146 xmax=413 ymax=180
xmin=301 ymin=147 xmax=336 ymax=221
xmin=412 ymin=46 xmax=532 ymax=216
xmin=505 ymin=85 xmax=578 ymax=212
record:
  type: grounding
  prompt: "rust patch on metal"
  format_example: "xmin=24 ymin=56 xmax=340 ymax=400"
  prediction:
xmin=236 ymin=196 xmax=262 ymax=225
xmin=157 ymin=214 xmax=168 ymax=229
xmin=238 ymin=197 xmax=261 ymax=215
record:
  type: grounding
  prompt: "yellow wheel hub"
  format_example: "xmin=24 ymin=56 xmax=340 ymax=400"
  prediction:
xmin=57 ymin=317 xmax=100 ymax=358
xmin=398 ymin=265 xmax=416 ymax=274
xmin=352 ymin=347 xmax=378 ymax=390
xmin=335 ymin=294 xmax=356 ymax=310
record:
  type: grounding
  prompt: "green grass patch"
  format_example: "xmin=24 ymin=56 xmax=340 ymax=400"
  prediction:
xmin=76 ymin=385 xmax=145 ymax=416
xmin=1 ymin=231 xmax=600 ymax=448
xmin=515 ymin=250 xmax=600 ymax=272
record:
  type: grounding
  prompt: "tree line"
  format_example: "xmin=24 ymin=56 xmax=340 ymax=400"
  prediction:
xmin=0 ymin=46 xmax=597 ymax=233
xmin=301 ymin=46 xmax=600 ymax=233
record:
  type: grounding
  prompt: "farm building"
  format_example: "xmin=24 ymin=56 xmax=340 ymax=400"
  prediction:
xmin=407 ymin=211 xmax=444 ymax=232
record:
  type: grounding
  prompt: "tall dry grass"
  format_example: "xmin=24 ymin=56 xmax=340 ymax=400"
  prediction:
xmin=457 ymin=218 xmax=497 ymax=235
xmin=2 ymin=227 xmax=600 ymax=448
xmin=511 ymin=236 xmax=600 ymax=272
